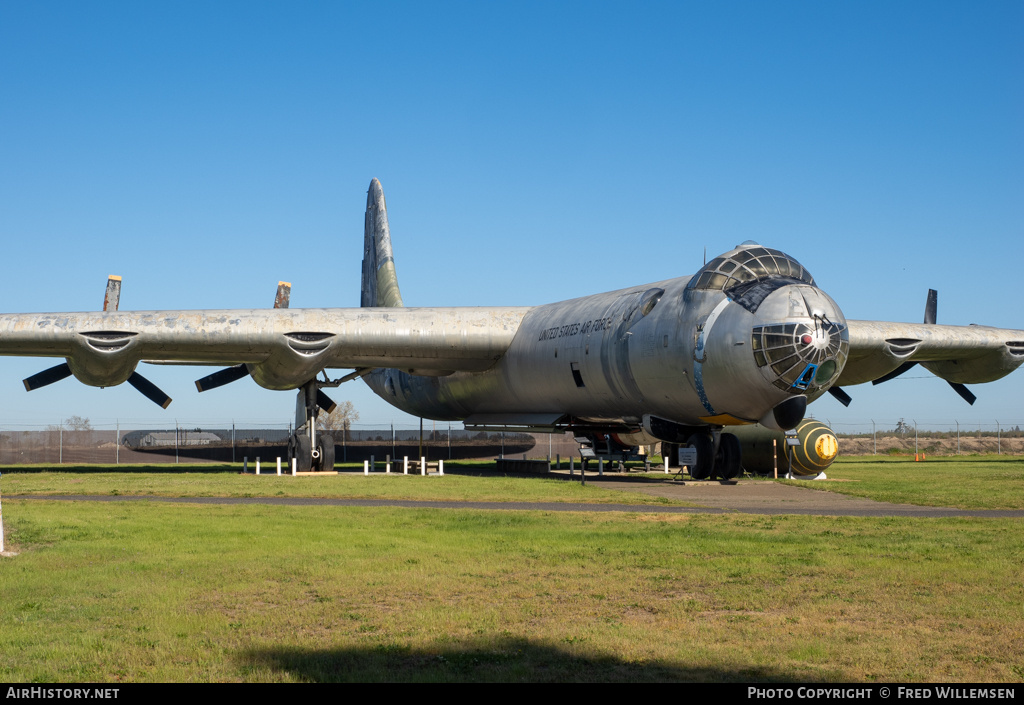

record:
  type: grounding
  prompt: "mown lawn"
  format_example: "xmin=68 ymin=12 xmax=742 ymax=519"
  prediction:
xmin=1 ymin=499 xmax=1021 ymax=682
xmin=782 ymin=455 xmax=1024 ymax=510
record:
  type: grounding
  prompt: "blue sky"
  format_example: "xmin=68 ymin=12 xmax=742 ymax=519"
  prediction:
xmin=1 ymin=1 xmax=1022 ymax=433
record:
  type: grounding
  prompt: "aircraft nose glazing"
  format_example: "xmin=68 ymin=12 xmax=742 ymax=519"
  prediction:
xmin=751 ymin=319 xmax=848 ymax=393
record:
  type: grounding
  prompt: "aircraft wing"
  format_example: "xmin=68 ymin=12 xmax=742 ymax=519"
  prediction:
xmin=0 ymin=306 xmax=530 ymax=393
xmin=838 ymin=319 xmax=1024 ymax=390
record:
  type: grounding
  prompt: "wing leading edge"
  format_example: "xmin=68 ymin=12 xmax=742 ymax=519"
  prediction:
xmin=0 ymin=306 xmax=529 ymax=392
xmin=839 ymin=320 xmax=1024 ymax=386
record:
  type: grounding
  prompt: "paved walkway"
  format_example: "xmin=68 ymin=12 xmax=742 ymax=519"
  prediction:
xmin=573 ymin=476 xmax=1024 ymax=517
xmin=10 ymin=481 xmax=1024 ymax=518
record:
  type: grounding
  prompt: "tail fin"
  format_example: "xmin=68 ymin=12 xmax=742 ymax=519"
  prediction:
xmin=361 ymin=178 xmax=405 ymax=308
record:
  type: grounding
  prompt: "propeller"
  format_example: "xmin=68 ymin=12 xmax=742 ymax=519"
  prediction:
xmin=316 ymin=388 xmax=337 ymax=414
xmin=948 ymin=382 xmax=977 ymax=406
xmin=20 ymin=276 xmax=174 ymax=408
xmin=127 ymin=372 xmax=173 ymax=409
xmin=195 ymin=364 xmax=250 ymax=392
xmin=23 ymin=362 xmax=172 ymax=407
xmin=827 ymin=386 xmax=852 ymax=407
xmin=870 ymin=288 xmax=975 ymax=405
xmin=23 ymin=363 xmax=73 ymax=391
xmin=871 ymin=360 xmax=917 ymax=385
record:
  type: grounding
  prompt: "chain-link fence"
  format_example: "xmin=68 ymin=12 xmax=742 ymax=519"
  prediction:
xmin=2 ymin=419 xmax=1022 ymax=465
xmin=0 ymin=421 xmax=582 ymax=465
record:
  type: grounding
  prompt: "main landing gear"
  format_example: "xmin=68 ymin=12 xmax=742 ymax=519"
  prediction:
xmin=664 ymin=430 xmax=742 ymax=481
xmin=286 ymin=379 xmax=336 ymax=472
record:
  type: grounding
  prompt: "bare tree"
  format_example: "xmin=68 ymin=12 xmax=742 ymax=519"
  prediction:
xmin=316 ymin=401 xmax=359 ymax=442
xmin=46 ymin=415 xmax=93 ymax=432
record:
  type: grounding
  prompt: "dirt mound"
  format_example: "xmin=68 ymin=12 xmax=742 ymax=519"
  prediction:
xmin=838 ymin=435 xmax=1024 ymax=456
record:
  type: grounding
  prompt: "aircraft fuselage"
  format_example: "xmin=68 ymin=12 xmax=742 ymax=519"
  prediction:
xmin=364 ymin=259 xmax=849 ymax=437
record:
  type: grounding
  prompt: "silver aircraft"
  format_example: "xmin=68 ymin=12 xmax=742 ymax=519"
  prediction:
xmin=2 ymin=179 xmax=1022 ymax=477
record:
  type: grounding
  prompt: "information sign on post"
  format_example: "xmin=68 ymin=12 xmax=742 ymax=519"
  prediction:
xmin=677 ymin=447 xmax=698 ymax=467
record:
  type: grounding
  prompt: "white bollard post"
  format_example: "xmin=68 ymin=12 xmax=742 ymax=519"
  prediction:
xmin=292 ymin=458 xmax=297 ymax=476
xmin=598 ymin=458 xmax=604 ymax=476
xmin=664 ymin=456 xmax=669 ymax=474
xmin=256 ymin=458 xmax=261 ymax=475
xmin=276 ymin=457 xmax=282 ymax=476
xmin=438 ymin=459 xmax=444 ymax=476
xmin=243 ymin=457 xmax=248 ymax=474
xmin=570 ymin=457 xmax=575 ymax=476
xmin=421 ymin=456 xmax=426 ymax=476
xmin=364 ymin=460 xmax=369 ymax=476
xmin=386 ymin=455 xmax=392 ymax=474
xmin=403 ymin=456 xmax=408 ymax=475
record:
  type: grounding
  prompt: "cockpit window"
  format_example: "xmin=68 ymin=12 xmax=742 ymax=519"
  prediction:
xmin=688 ymin=246 xmax=814 ymax=292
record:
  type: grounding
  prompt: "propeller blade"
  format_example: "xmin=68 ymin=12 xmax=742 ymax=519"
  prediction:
xmin=924 ymin=289 xmax=937 ymax=325
xmin=827 ymin=386 xmax=852 ymax=407
xmin=316 ymin=388 xmax=337 ymax=414
xmin=948 ymin=382 xmax=977 ymax=406
xmin=127 ymin=371 xmax=173 ymax=409
xmin=104 ymin=275 xmax=122 ymax=312
xmin=871 ymin=361 xmax=918 ymax=385
xmin=23 ymin=363 xmax=74 ymax=391
xmin=195 ymin=364 xmax=250 ymax=392
xmin=274 ymin=281 xmax=291 ymax=309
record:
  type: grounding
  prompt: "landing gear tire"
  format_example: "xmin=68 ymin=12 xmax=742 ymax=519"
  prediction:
xmin=686 ymin=434 xmax=714 ymax=480
xmin=296 ymin=434 xmax=312 ymax=473
xmin=318 ymin=435 xmax=335 ymax=472
xmin=715 ymin=432 xmax=742 ymax=480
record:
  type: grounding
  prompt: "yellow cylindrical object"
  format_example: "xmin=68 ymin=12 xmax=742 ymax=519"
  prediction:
xmin=730 ymin=418 xmax=839 ymax=476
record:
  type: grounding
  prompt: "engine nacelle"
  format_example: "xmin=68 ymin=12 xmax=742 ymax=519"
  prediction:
xmin=921 ymin=349 xmax=1024 ymax=384
xmin=66 ymin=331 xmax=142 ymax=387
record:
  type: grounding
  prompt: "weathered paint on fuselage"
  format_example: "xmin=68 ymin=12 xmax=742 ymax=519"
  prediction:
xmin=364 ymin=273 xmax=848 ymax=429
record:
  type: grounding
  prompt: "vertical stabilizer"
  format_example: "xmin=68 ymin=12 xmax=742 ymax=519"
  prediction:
xmin=361 ymin=178 xmax=405 ymax=308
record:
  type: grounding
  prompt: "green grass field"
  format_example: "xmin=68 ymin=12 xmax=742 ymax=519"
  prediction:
xmin=1 ymin=458 xmax=1022 ymax=682
xmin=0 ymin=461 xmax=683 ymax=506
xmin=783 ymin=455 xmax=1024 ymax=510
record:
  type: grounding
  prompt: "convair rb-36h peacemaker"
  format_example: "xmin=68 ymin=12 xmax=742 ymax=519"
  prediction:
xmin=2 ymin=179 xmax=1022 ymax=478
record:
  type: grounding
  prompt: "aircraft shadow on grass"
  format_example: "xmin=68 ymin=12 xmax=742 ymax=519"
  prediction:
xmin=241 ymin=638 xmax=840 ymax=682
